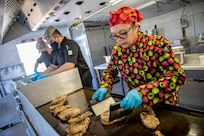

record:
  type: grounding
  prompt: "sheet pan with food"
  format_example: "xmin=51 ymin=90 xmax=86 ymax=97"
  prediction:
xmin=37 ymin=88 xmax=204 ymax=136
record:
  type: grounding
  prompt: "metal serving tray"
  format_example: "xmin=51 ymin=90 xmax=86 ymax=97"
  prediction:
xmin=0 ymin=94 xmax=22 ymax=128
xmin=0 ymin=122 xmax=30 ymax=136
xmin=37 ymin=88 xmax=204 ymax=136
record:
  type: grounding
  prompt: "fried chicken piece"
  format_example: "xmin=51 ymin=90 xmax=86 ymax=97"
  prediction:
xmin=51 ymin=95 xmax=67 ymax=105
xmin=49 ymin=102 xmax=64 ymax=113
xmin=58 ymin=107 xmax=80 ymax=121
xmin=100 ymin=111 xmax=125 ymax=125
xmin=154 ymin=130 xmax=164 ymax=136
xmin=68 ymin=111 xmax=93 ymax=124
xmin=66 ymin=117 xmax=91 ymax=135
xmin=147 ymin=106 xmax=155 ymax=114
xmin=67 ymin=133 xmax=83 ymax=136
xmin=140 ymin=106 xmax=160 ymax=129
xmin=53 ymin=105 xmax=73 ymax=116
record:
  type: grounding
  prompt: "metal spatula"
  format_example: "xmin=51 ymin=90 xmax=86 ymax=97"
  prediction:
xmin=90 ymin=93 xmax=115 ymax=116
xmin=109 ymin=101 xmax=132 ymax=122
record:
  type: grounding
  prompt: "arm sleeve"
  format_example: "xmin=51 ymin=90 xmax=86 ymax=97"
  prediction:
xmin=65 ymin=40 xmax=78 ymax=65
xmin=136 ymin=37 xmax=186 ymax=107
xmin=100 ymin=45 xmax=120 ymax=91
xmin=36 ymin=54 xmax=44 ymax=63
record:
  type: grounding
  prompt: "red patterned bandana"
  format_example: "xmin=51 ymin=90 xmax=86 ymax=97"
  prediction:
xmin=109 ymin=6 xmax=144 ymax=28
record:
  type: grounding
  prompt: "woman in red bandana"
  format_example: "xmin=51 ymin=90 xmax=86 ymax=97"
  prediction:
xmin=92 ymin=6 xmax=186 ymax=110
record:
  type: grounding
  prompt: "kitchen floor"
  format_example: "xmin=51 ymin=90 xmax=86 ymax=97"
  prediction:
xmin=111 ymin=78 xmax=204 ymax=111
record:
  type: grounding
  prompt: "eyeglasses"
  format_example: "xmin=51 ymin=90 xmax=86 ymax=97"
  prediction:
xmin=110 ymin=24 xmax=134 ymax=41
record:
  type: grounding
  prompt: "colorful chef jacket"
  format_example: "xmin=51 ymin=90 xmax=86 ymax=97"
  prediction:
xmin=100 ymin=31 xmax=186 ymax=107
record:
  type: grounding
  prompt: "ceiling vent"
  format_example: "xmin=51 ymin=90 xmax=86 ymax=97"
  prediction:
xmin=1 ymin=0 xmax=24 ymax=44
xmin=29 ymin=0 xmax=71 ymax=31
xmin=1 ymin=0 xmax=70 ymax=44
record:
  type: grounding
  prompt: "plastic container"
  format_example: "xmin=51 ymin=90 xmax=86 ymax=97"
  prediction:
xmin=172 ymin=46 xmax=184 ymax=52
xmin=199 ymin=55 xmax=204 ymax=64
xmin=103 ymin=56 xmax=111 ymax=63
xmin=174 ymin=52 xmax=185 ymax=64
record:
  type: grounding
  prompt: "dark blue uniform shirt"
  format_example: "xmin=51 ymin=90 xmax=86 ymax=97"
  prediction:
xmin=52 ymin=37 xmax=92 ymax=87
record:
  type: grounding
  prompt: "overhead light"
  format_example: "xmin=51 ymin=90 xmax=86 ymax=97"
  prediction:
xmin=31 ymin=0 xmax=71 ymax=31
xmin=109 ymin=0 xmax=123 ymax=5
xmin=83 ymin=0 xmax=123 ymax=21
xmin=83 ymin=5 xmax=110 ymax=20
xmin=136 ymin=1 xmax=157 ymax=10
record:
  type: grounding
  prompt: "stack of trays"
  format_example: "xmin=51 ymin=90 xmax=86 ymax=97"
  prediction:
xmin=0 ymin=122 xmax=30 ymax=136
xmin=0 ymin=94 xmax=36 ymax=136
xmin=0 ymin=94 xmax=22 ymax=128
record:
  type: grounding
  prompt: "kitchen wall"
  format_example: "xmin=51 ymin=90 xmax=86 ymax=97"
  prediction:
xmin=140 ymin=2 xmax=204 ymax=47
xmin=0 ymin=40 xmax=20 ymax=68
xmin=0 ymin=40 xmax=26 ymax=81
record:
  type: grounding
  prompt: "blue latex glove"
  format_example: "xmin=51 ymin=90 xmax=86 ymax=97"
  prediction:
xmin=120 ymin=89 xmax=142 ymax=110
xmin=92 ymin=88 xmax=108 ymax=101
xmin=30 ymin=73 xmax=41 ymax=82
xmin=36 ymin=74 xmax=49 ymax=81
xmin=34 ymin=69 xmax=40 ymax=75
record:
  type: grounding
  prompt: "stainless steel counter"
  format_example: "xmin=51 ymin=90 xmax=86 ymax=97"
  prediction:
xmin=182 ymin=53 xmax=204 ymax=79
xmin=182 ymin=53 xmax=204 ymax=70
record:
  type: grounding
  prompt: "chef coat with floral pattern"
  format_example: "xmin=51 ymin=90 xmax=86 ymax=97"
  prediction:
xmin=100 ymin=31 xmax=186 ymax=108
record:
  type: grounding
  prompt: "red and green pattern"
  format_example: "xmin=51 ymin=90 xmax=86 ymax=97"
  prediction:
xmin=109 ymin=6 xmax=144 ymax=27
xmin=100 ymin=31 xmax=186 ymax=108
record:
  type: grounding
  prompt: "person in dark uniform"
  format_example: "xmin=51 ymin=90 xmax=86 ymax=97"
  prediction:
xmin=31 ymin=39 xmax=58 ymax=82
xmin=34 ymin=52 xmax=50 ymax=70
xmin=34 ymin=39 xmax=53 ymax=71
xmin=37 ymin=26 xmax=92 ymax=88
